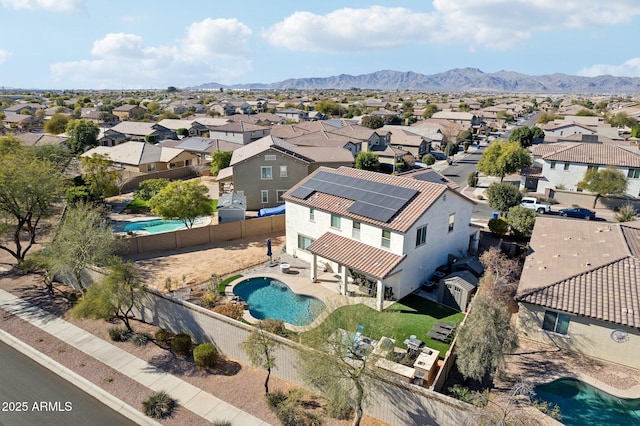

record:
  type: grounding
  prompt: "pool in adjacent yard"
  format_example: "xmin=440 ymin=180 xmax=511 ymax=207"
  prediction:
xmin=534 ymin=378 xmax=640 ymax=425
xmin=123 ymin=219 xmax=187 ymax=234
xmin=233 ymin=277 xmax=325 ymax=326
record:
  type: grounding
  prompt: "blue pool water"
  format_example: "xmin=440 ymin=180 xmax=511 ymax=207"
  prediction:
xmin=233 ymin=277 xmax=325 ymax=326
xmin=534 ymin=378 xmax=640 ymax=425
xmin=123 ymin=219 xmax=186 ymax=234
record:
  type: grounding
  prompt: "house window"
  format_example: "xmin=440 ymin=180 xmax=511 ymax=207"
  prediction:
xmin=381 ymin=230 xmax=391 ymax=248
xmin=563 ymin=162 xmax=570 ymax=171
xmin=416 ymin=225 xmax=428 ymax=247
xmin=550 ymin=161 xmax=556 ymax=169
xmin=169 ymin=162 xmax=176 ymax=169
xmin=352 ymin=221 xmax=361 ymax=240
xmin=276 ymin=190 xmax=286 ymax=203
xmin=261 ymin=166 xmax=272 ymax=180
xmin=331 ymin=214 xmax=341 ymax=229
xmin=448 ymin=214 xmax=455 ymax=233
xmin=587 ymin=165 xmax=601 ymax=172
xmin=265 ymin=154 xmax=276 ymax=161
xmin=261 ymin=190 xmax=268 ymax=203
xmin=297 ymin=234 xmax=314 ymax=251
xmin=309 ymin=208 xmax=315 ymax=221
xmin=542 ymin=310 xmax=570 ymax=335
xmin=280 ymin=165 xmax=288 ymax=177
xmin=146 ymin=163 xmax=156 ymax=172
xmin=629 ymin=169 xmax=640 ymax=179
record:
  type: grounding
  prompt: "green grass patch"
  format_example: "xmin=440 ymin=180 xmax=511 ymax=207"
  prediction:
xmin=210 ymin=199 xmax=218 ymax=212
xmin=127 ymin=198 xmax=149 ymax=209
xmin=218 ymin=274 xmax=242 ymax=294
xmin=303 ymin=294 xmax=465 ymax=357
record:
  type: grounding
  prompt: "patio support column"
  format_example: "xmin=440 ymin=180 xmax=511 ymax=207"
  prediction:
xmin=340 ymin=266 xmax=348 ymax=295
xmin=376 ymin=279 xmax=384 ymax=311
xmin=310 ymin=253 xmax=317 ymax=282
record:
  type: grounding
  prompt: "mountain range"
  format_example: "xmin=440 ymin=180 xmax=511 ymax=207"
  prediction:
xmin=191 ymin=68 xmax=640 ymax=93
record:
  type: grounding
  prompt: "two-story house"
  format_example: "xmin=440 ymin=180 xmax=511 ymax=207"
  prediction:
xmin=112 ymin=104 xmax=146 ymax=121
xmin=110 ymin=122 xmax=176 ymax=142
xmin=208 ymin=121 xmax=271 ymax=145
xmin=283 ymin=167 xmax=477 ymax=311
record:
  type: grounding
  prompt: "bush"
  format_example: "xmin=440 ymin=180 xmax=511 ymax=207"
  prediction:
xmin=155 ymin=328 xmax=173 ymax=347
xmin=193 ymin=343 xmax=218 ymax=368
xmin=213 ymin=303 xmax=245 ymax=321
xmin=131 ymin=332 xmax=149 ymax=347
xmin=266 ymin=389 xmax=289 ymax=408
xmin=108 ymin=327 xmax=132 ymax=342
xmin=201 ymin=291 xmax=218 ymax=307
xmin=261 ymin=319 xmax=289 ymax=338
xmin=448 ymin=385 xmax=489 ymax=407
xmin=171 ymin=333 xmax=193 ymax=357
xmin=488 ymin=217 xmax=509 ymax=236
xmin=267 ymin=389 xmax=321 ymax=426
xmin=211 ymin=421 xmax=232 ymax=426
xmin=615 ymin=203 xmax=637 ymax=222
xmin=142 ymin=390 xmax=176 ymax=419
xmin=422 ymin=153 xmax=436 ymax=166
xmin=133 ymin=178 xmax=170 ymax=201
xmin=467 ymin=172 xmax=478 ymax=187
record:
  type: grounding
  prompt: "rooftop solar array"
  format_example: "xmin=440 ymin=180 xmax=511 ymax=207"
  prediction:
xmin=290 ymin=171 xmax=418 ymax=222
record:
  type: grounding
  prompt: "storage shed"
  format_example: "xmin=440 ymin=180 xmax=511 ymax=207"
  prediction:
xmin=438 ymin=270 xmax=478 ymax=312
xmin=217 ymin=192 xmax=246 ymax=223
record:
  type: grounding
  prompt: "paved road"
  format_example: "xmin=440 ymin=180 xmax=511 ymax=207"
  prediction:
xmin=0 ymin=341 xmax=136 ymax=426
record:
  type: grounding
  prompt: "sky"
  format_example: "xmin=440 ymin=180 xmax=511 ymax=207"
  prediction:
xmin=1 ymin=0 xmax=640 ymax=90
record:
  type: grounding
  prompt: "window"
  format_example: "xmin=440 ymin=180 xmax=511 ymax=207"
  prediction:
xmin=629 ymin=169 xmax=640 ymax=179
xmin=261 ymin=190 xmax=268 ymax=203
xmin=550 ymin=161 xmax=556 ymax=169
xmin=309 ymin=208 xmax=315 ymax=221
xmin=542 ymin=311 xmax=570 ymax=335
xmin=331 ymin=214 xmax=341 ymax=229
xmin=297 ymin=234 xmax=314 ymax=251
xmin=563 ymin=162 xmax=570 ymax=171
xmin=416 ymin=225 xmax=427 ymax=247
xmin=448 ymin=214 xmax=455 ymax=233
xmin=169 ymin=162 xmax=176 ymax=169
xmin=280 ymin=165 xmax=288 ymax=177
xmin=587 ymin=164 xmax=601 ymax=172
xmin=352 ymin=221 xmax=361 ymax=239
xmin=264 ymin=154 xmax=276 ymax=161
xmin=276 ymin=190 xmax=286 ymax=203
xmin=260 ymin=166 xmax=272 ymax=180
xmin=381 ymin=230 xmax=391 ymax=248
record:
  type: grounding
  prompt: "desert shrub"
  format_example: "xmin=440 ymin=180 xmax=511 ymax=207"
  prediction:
xmin=448 ymin=385 xmax=489 ymax=407
xmin=108 ymin=326 xmax=131 ymax=342
xmin=267 ymin=389 xmax=289 ymax=408
xmin=261 ymin=319 xmax=289 ymax=338
xmin=467 ymin=172 xmax=478 ymax=187
xmin=615 ymin=203 xmax=637 ymax=222
xmin=268 ymin=389 xmax=321 ymax=426
xmin=131 ymin=332 xmax=150 ymax=347
xmin=142 ymin=390 xmax=176 ymax=419
xmin=193 ymin=343 xmax=218 ymax=368
xmin=213 ymin=303 xmax=244 ymax=320
xmin=171 ymin=333 xmax=193 ymax=357
xmin=201 ymin=291 xmax=218 ymax=307
xmin=155 ymin=328 xmax=173 ymax=347
xmin=422 ymin=153 xmax=435 ymax=166
xmin=488 ymin=217 xmax=509 ymax=236
xmin=211 ymin=421 xmax=232 ymax=426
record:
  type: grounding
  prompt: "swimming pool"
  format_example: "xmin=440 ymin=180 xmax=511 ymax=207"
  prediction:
xmin=534 ymin=378 xmax=640 ymax=425
xmin=233 ymin=277 xmax=325 ymax=326
xmin=123 ymin=219 xmax=186 ymax=234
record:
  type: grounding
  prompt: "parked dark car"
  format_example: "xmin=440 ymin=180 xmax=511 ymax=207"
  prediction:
xmin=558 ymin=207 xmax=596 ymax=220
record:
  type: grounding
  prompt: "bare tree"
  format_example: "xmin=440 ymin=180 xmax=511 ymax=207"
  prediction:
xmin=241 ymin=322 xmax=278 ymax=394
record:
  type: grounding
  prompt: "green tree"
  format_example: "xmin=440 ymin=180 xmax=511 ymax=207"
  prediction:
xmin=486 ymin=182 xmax=522 ymax=215
xmin=209 ymin=150 xmax=232 ymax=175
xmin=315 ymin=99 xmax=344 ymax=116
xmin=149 ymin=180 xmax=213 ymax=228
xmin=477 ymin=140 xmax=531 ymax=182
xmin=577 ymin=167 xmax=628 ymax=208
xmin=144 ymin=135 xmax=157 ymax=144
xmin=134 ymin=178 xmax=170 ymax=201
xmin=361 ymin=115 xmax=384 ymax=129
xmin=508 ymin=126 xmax=536 ymax=148
xmin=43 ymin=202 xmax=118 ymax=291
xmin=44 ymin=113 xmax=70 ymax=135
xmin=176 ymin=128 xmax=189 ymax=137
xmin=455 ymin=291 xmax=518 ymax=382
xmin=575 ymin=109 xmax=596 ymax=116
xmin=355 ymin=151 xmax=379 ymax=172
xmin=536 ymin=113 xmax=562 ymax=125
xmin=71 ymin=258 xmax=145 ymax=332
xmin=507 ymin=205 xmax=537 ymax=238
xmin=608 ymin=112 xmax=637 ymax=128
xmin=531 ymin=126 xmax=545 ymax=140
xmin=444 ymin=142 xmax=458 ymax=158
xmin=631 ymin=124 xmax=640 ymax=139
xmin=65 ymin=119 xmax=100 ymax=154
xmin=167 ymin=86 xmax=178 ymax=92
xmin=422 ymin=153 xmax=436 ymax=166
xmin=32 ymin=144 xmax=73 ymax=170
xmin=241 ymin=323 xmax=278 ymax=395
xmin=80 ymin=153 xmax=120 ymax=200
xmin=0 ymin=143 xmax=65 ymax=263
xmin=422 ymin=104 xmax=439 ymax=119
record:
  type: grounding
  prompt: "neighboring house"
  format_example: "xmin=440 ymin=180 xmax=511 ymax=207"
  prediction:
xmin=82 ymin=141 xmax=197 ymax=174
xmin=157 ymin=119 xmax=209 ymax=137
xmin=516 ymin=217 xmax=640 ymax=369
xmin=157 ymin=137 xmax=242 ymax=164
xmin=112 ymin=104 xmax=146 ymax=120
xmin=527 ymin=142 xmax=640 ymax=197
xmin=4 ymin=103 xmax=44 ymax=116
xmin=283 ymin=166 xmax=477 ymax=311
xmin=97 ymin=128 xmax=127 ymax=147
xmin=540 ymin=121 xmax=597 ymax=138
xmin=431 ymin=111 xmax=483 ymax=129
xmin=17 ymin=132 xmax=67 ymax=148
xmin=81 ymin=108 xmax=118 ymax=125
xmin=110 ymin=122 xmax=176 ymax=142
xmin=2 ymin=114 xmax=38 ymax=131
xmin=381 ymin=125 xmax=432 ymax=158
xmin=277 ymin=108 xmax=309 ymax=122
xmin=207 ymin=121 xmax=271 ymax=145
xmin=220 ymin=135 xmax=353 ymax=210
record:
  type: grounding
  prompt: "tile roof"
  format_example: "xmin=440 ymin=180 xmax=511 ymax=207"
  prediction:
xmin=541 ymin=143 xmax=640 ymax=167
xmin=209 ymin=121 xmax=268 ymax=133
xmin=517 ymin=217 xmax=640 ymax=328
xmin=284 ymin=166 xmax=458 ymax=233
xmin=82 ymin=141 xmax=184 ymax=166
xmin=306 ymin=232 xmax=406 ymax=279
xmin=397 ymin=169 xmax=460 ymax=190
xmin=229 ymin=135 xmax=312 ymax=165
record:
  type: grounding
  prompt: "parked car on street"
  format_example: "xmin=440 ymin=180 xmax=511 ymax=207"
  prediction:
xmin=520 ymin=196 xmax=551 ymax=214
xmin=558 ymin=207 xmax=596 ymax=220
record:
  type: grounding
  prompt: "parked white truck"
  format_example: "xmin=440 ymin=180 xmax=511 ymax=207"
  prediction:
xmin=520 ymin=196 xmax=551 ymax=214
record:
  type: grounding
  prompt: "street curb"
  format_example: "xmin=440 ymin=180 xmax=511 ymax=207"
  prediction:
xmin=0 ymin=328 xmax=160 ymax=426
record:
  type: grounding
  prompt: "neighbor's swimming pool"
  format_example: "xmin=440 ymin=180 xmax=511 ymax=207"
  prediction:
xmin=233 ymin=277 xmax=325 ymax=326
xmin=534 ymin=378 xmax=640 ymax=425
xmin=123 ymin=219 xmax=186 ymax=234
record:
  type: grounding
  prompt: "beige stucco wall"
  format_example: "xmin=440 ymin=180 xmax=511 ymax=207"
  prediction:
xmin=517 ymin=303 xmax=640 ymax=369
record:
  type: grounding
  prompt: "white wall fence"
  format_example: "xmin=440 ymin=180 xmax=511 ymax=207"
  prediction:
xmin=136 ymin=288 xmax=474 ymax=426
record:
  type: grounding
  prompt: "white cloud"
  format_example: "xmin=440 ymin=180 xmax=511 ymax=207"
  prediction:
xmin=50 ymin=18 xmax=253 ymax=88
xmin=0 ymin=0 xmax=83 ymax=12
xmin=0 ymin=49 xmax=11 ymax=64
xmin=577 ymin=58 xmax=640 ymax=78
xmin=264 ymin=1 xmax=640 ymax=52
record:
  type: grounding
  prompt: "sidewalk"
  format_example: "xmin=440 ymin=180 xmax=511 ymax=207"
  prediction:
xmin=0 ymin=288 xmax=270 ymax=426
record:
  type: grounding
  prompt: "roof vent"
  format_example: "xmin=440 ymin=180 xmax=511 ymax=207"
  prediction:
xmin=585 ymin=261 xmax=591 ymax=266
xmin=538 ymin=266 xmax=547 ymax=271
xmin=553 ymin=254 xmax=560 ymax=258
xmin=603 ymin=253 xmax=610 ymax=257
